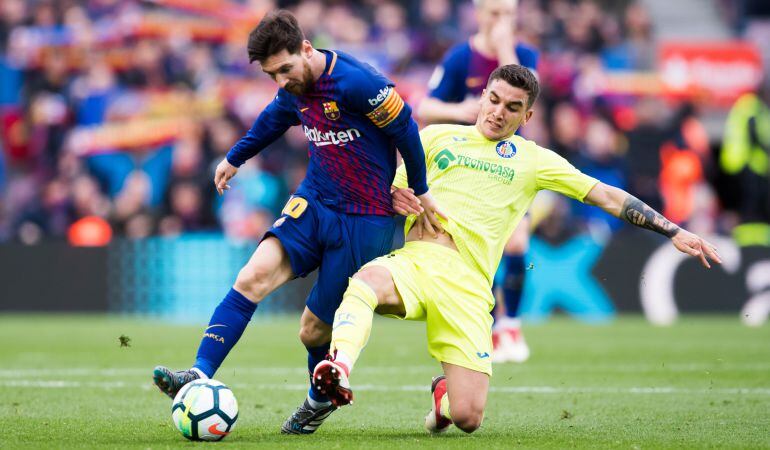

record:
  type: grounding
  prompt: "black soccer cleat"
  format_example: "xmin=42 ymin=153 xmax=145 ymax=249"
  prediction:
xmin=280 ymin=399 xmax=337 ymax=435
xmin=152 ymin=365 xmax=200 ymax=399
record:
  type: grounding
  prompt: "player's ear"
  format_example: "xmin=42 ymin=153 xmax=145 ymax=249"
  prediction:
xmin=301 ymin=40 xmax=313 ymax=59
xmin=520 ymin=108 xmax=534 ymax=126
xmin=479 ymin=89 xmax=487 ymax=104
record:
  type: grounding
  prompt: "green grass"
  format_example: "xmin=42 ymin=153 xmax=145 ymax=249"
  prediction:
xmin=0 ymin=314 xmax=768 ymax=449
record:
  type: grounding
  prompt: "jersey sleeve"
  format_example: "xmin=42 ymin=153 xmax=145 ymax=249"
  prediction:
xmin=392 ymin=126 xmax=440 ymax=189
xmin=345 ymin=68 xmax=429 ymax=195
xmin=535 ymin=146 xmax=599 ymax=201
xmin=226 ymin=89 xmax=300 ymax=167
xmin=427 ymin=44 xmax=469 ymax=102
xmin=516 ymin=44 xmax=540 ymax=71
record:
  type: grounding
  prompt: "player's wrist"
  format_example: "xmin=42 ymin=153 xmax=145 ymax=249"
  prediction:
xmin=225 ymin=154 xmax=243 ymax=168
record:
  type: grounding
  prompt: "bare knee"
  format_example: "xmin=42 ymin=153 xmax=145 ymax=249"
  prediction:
xmin=451 ymin=408 xmax=484 ymax=433
xmin=233 ymin=264 xmax=273 ymax=303
xmin=298 ymin=319 xmax=331 ymax=347
xmin=352 ymin=267 xmax=397 ymax=307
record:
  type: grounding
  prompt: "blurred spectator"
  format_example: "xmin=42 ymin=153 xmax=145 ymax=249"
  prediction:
xmin=720 ymin=86 xmax=770 ymax=245
xmin=0 ymin=0 xmax=756 ymax=246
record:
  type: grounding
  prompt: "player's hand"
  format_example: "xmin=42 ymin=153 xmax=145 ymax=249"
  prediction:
xmin=671 ymin=229 xmax=722 ymax=269
xmin=391 ymin=187 xmax=423 ymax=216
xmin=214 ymin=158 xmax=238 ymax=195
xmin=454 ymin=98 xmax=480 ymax=124
xmin=490 ymin=18 xmax=517 ymax=62
xmin=415 ymin=191 xmax=448 ymax=239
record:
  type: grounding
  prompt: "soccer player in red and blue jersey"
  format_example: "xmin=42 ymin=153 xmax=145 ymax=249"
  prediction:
xmin=418 ymin=0 xmax=538 ymax=364
xmin=152 ymin=10 xmax=444 ymax=434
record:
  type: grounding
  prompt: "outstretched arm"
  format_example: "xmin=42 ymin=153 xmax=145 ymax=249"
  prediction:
xmin=584 ymin=182 xmax=722 ymax=268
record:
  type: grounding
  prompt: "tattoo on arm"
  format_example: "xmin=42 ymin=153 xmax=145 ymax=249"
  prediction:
xmin=621 ymin=196 xmax=680 ymax=238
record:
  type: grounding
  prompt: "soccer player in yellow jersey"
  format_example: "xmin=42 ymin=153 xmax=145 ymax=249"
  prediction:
xmin=311 ymin=65 xmax=722 ymax=434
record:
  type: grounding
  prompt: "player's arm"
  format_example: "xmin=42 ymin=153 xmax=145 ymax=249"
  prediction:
xmin=391 ymin=127 xmax=440 ymax=216
xmin=214 ymin=90 xmax=300 ymax=194
xmin=350 ymin=75 xmax=446 ymax=234
xmin=417 ymin=48 xmax=478 ymax=125
xmin=536 ymin=146 xmax=721 ymax=268
xmin=583 ymin=183 xmax=721 ymax=268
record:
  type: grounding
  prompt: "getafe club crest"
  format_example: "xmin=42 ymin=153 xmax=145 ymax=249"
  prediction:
xmin=496 ymin=140 xmax=517 ymax=158
xmin=323 ymin=101 xmax=341 ymax=120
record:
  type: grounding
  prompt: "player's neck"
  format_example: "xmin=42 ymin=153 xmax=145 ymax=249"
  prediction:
xmin=471 ymin=33 xmax=497 ymax=59
xmin=309 ymin=49 xmax=328 ymax=81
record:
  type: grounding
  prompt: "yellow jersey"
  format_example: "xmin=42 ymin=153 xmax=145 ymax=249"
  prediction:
xmin=393 ymin=124 xmax=599 ymax=285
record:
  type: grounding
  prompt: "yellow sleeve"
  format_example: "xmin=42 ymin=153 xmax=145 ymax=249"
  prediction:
xmin=392 ymin=126 xmax=440 ymax=189
xmin=535 ymin=146 xmax=599 ymax=201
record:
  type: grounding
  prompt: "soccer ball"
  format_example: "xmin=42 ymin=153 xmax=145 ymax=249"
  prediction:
xmin=171 ymin=379 xmax=238 ymax=441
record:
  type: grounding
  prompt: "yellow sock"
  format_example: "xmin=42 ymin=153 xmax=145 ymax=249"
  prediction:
xmin=330 ymin=278 xmax=378 ymax=373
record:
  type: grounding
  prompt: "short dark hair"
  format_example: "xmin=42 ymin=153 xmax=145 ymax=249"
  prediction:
xmin=247 ymin=10 xmax=305 ymax=64
xmin=487 ymin=64 xmax=540 ymax=109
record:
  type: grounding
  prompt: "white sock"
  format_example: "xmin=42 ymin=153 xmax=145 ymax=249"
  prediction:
xmin=333 ymin=350 xmax=354 ymax=376
xmin=307 ymin=394 xmax=332 ymax=409
xmin=191 ymin=368 xmax=209 ymax=379
xmin=496 ymin=317 xmax=522 ymax=330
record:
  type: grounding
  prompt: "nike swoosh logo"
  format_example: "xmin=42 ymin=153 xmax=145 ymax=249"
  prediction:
xmin=206 ymin=324 xmax=228 ymax=330
xmin=208 ymin=423 xmax=229 ymax=436
xmin=300 ymin=107 xmax=309 ymax=112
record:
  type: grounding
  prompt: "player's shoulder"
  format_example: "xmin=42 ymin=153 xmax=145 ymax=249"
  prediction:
xmin=515 ymin=43 xmax=540 ymax=70
xmin=329 ymin=50 xmax=393 ymax=88
xmin=443 ymin=40 xmax=473 ymax=64
xmin=421 ymin=123 xmax=474 ymax=141
xmin=507 ymin=134 xmax=544 ymax=157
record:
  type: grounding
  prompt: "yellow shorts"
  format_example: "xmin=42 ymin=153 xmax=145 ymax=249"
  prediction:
xmin=362 ymin=241 xmax=495 ymax=375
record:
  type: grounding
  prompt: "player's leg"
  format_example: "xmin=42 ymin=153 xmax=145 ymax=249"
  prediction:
xmin=282 ymin=212 xmax=397 ymax=433
xmin=427 ymin=363 xmax=489 ymax=434
xmin=313 ymin=264 xmax=407 ymax=406
xmin=313 ymin=242 xmax=426 ymax=405
xmin=418 ymin=244 xmax=494 ymax=433
xmin=493 ymin=216 xmax=530 ymax=363
xmin=280 ymin=306 xmax=335 ymax=435
xmin=153 ymin=236 xmax=294 ymax=397
xmin=154 ymin=194 xmax=322 ymax=399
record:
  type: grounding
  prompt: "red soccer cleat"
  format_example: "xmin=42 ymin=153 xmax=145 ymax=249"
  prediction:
xmin=424 ymin=375 xmax=452 ymax=433
xmin=312 ymin=359 xmax=353 ymax=407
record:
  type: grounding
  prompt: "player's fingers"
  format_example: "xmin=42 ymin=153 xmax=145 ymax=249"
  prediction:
xmin=427 ymin=212 xmax=444 ymax=234
xmin=393 ymin=195 xmax=421 ymax=215
xmin=415 ymin=216 xmax=424 ymax=239
xmin=703 ymin=241 xmax=722 ymax=264
xmin=692 ymin=242 xmax=710 ymax=268
xmin=422 ymin=214 xmax=437 ymax=238
xmin=393 ymin=199 xmax=413 ymax=216
xmin=699 ymin=250 xmax=710 ymax=269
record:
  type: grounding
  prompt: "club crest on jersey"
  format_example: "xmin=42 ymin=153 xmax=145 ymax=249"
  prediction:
xmin=323 ymin=101 xmax=341 ymax=120
xmin=496 ymin=140 xmax=517 ymax=158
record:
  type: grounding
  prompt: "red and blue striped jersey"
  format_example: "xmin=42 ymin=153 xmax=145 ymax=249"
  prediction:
xmin=428 ymin=40 xmax=539 ymax=102
xmin=227 ymin=50 xmax=428 ymax=216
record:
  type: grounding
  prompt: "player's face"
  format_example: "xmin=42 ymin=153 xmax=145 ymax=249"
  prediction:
xmin=476 ymin=78 xmax=533 ymax=140
xmin=476 ymin=0 xmax=517 ymax=34
xmin=260 ymin=42 xmax=315 ymax=95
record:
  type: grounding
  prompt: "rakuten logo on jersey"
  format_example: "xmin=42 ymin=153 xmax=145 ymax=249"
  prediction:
xmin=304 ymin=126 xmax=362 ymax=146
xmin=368 ymin=86 xmax=392 ymax=106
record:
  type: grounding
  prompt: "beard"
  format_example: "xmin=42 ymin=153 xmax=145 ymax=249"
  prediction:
xmin=284 ymin=61 xmax=315 ymax=96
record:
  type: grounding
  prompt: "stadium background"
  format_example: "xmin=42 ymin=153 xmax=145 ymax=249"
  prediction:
xmin=0 ymin=0 xmax=769 ymax=327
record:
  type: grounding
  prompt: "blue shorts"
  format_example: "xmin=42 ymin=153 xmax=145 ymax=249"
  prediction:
xmin=265 ymin=190 xmax=398 ymax=325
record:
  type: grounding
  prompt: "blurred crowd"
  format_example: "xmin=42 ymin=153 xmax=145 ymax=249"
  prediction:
xmin=0 ymin=0 xmax=767 ymax=245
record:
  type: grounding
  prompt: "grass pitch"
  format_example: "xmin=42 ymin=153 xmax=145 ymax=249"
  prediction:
xmin=0 ymin=314 xmax=768 ymax=449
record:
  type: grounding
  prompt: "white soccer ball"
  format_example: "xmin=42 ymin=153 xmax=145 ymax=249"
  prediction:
xmin=171 ymin=379 xmax=238 ymax=441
